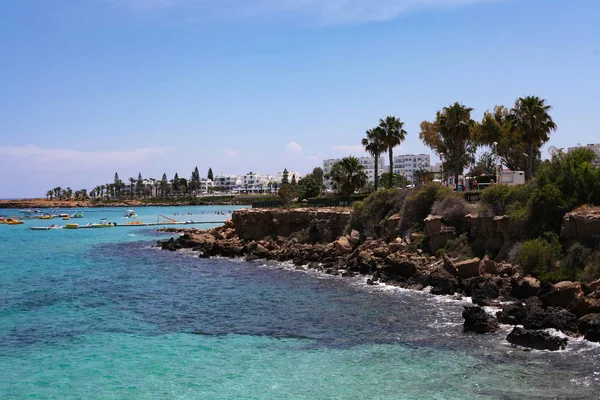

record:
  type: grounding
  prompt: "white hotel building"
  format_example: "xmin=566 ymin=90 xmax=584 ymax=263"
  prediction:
xmin=392 ymin=154 xmax=431 ymax=181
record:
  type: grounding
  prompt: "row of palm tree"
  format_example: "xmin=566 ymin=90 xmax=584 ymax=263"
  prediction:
xmin=361 ymin=116 xmax=407 ymax=190
xmin=355 ymin=96 xmax=556 ymax=192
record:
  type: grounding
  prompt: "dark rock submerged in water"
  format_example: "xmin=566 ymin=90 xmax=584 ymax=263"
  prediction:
xmin=578 ymin=313 xmax=600 ymax=342
xmin=507 ymin=327 xmax=568 ymax=351
xmin=462 ymin=306 xmax=499 ymax=333
xmin=496 ymin=297 xmax=578 ymax=333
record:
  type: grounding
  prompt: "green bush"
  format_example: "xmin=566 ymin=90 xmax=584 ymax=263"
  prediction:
xmin=480 ymin=149 xmax=600 ymax=240
xmin=348 ymin=189 xmax=397 ymax=239
xmin=436 ymin=234 xmax=473 ymax=259
xmin=518 ymin=233 xmax=562 ymax=279
xmin=579 ymin=250 xmax=600 ymax=282
xmin=431 ymin=195 xmax=470 ymax=231
xmin=400 ymin=183 xmax=454 ymax=231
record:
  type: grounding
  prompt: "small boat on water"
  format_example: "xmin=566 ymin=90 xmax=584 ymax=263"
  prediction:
xmin=63 ymin=215 xmax=70 ymax=220
xmin=30 ymin=224 xmax=62 ymax=230
xmin=124 ymin=210 xmax=137 ymax=218
xmin=65 ymin=223 xmax=79 ymax=229
xmin=20 ymin=209 xmax=40 ymax=215
xmin=71 ymin=211 xmax=84 ymax=218
xmin=38 ymin=214 xmax=54 ymax=220
xmin=87 ymin=221 xmax=116 ymax=228
xmin=2 ymin=218 xmax=24 ymax=225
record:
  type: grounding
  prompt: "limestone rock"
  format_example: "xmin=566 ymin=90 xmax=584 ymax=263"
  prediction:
xmin=511 ymin=275 xmax=541 ymax=299
xmin=539 ymin=281 xmax=585 ymax=308
xmin=334 ymin=236 xmax=353 ymax=254
xmin=455 ymin=257 xmax=481 ymax=279
xmin=349 ymin=230 xmax=361 ymax=247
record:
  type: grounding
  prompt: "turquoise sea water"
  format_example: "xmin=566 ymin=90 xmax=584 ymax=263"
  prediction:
xmin=1 ymin=205 xmax=600 ymax=399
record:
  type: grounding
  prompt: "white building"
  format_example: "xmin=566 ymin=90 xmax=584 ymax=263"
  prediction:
xmin=392 ymin=154 xmax=431 ymax=181
xmin=197 ymin=178 xmax=214 ymax=193
xmin=214 ymin=175 xmax=241 ymax=192
xmin=322 ymin=156 xmax=386 ymax=189
xmin=568 ymin=143 xmax=600 ymax=166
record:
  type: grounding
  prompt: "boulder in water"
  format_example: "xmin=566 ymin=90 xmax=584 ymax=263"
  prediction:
xmin=506 ymin=327 xmax=567 ymax=351
xmin=462 ymin=306 xmax=499 ymax=333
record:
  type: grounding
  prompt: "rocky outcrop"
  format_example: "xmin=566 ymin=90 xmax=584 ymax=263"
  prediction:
xmin=463 ymin=306 xmax=499 ymax=333
xmin=464 ymin=214 xmax=510 ymax=260
xmin=496 ymin=297 xmax=578 ymax=333
xmin=507 ymin=327 xmax=568 ymax=351
xmin=511 ymin=275 xmax=541 ymax=299
xmin=539 ymin=281 xmax=585 ymax=309
xmin=232 ymin=208 xmax=351 ymax=242
xmin=561 ymin=206 xmax=600 ymax=247
xmin=578 ymin=314 xmax=600 ymax=342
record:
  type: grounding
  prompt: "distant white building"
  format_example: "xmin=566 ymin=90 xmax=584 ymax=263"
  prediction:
xmin=197 ymin=178 xmax=214 ymax=193
xmin=214 ymin=175 xmax=241 ymax=191
xmin=393 ymin=154 xmax=431 ymax=182
xmin=322 ymin=156 xmax=386 ymax=189
xmin=568 ymin=143 xmax=600 ymax=166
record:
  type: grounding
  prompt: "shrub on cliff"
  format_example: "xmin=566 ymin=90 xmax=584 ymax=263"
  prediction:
xmin=518 ymin=233 xmax=563 ymax=282
xmin=480 ymin=148 xmax=600 ymax=239
xmin=431 ymin=195 xmax=470 ymax=231
xmin=349 ymin=189 xmax=397 ymax=239
xmin=580 ymin=250 xmax=600 ymax=282
xmin=400 ymin=183 xmax=454 ymax=231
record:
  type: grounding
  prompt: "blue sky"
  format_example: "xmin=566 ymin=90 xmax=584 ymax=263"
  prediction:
xmin=1 ymin=0 xmax=598 ymax=197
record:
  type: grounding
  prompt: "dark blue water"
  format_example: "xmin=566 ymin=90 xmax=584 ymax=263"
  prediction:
xmin=1 ymin=206 xmax=599 ymax=399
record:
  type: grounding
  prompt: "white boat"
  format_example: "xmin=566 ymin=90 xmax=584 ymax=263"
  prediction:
xmin=20 ymin=209 xmax=40 ymax=215
xmin=89 ymin=221 xmax=115 ymax=228
xmin=124 ymin=210 xmax=137 ymax=218
xmin=30 ymin=225 xmax=62 ymax=231
xmin=71 ymin=211 xmax=84 ymax=218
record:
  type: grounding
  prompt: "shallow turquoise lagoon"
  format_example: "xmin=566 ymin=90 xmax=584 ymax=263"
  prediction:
xmin=1 ymin=206 xmax=599 ymax=399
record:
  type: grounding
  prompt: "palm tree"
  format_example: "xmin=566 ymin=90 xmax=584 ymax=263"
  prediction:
xmin=326 ymin=156 xmax=368 ymax=197
xmin=361 ymin=127 xmax=385 ymax=191
xmin=46 ymin=190 xmax=53 ymax=200
xmin=378 ymin=116 xmax=407 ymax=188
xmin=509 ymin=96 xmax=557 ymax=181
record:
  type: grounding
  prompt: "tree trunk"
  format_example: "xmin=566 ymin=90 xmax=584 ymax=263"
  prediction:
xmin=374 ymin=155 xmax=379 ymax=191
xmin=388 ymin=148 xmax=394 ymax=188
xmin=526 ymin=141 xmax=534 ymax=181
xmin=455 ymin=170 xmax=460 ymax=191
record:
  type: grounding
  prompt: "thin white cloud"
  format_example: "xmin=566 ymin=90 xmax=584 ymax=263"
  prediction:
xmin=284 ymin=141 xmax=303 ymax=156
xmin=224 ymin=149 xmax=240 ymax=158
xmin=332 ymin=145 xmax=364 ymax=153
xmin=108 ymin=0 xmax=501 ymax=24
xmin=0 ymin=145 xmax=174 ymax=170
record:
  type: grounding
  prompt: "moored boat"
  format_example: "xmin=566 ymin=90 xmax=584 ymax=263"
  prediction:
xmin=30 ymin=224 xmax=62 ymax=230
xmin=38 ymin=214 xmax=54 ymax=220
xmin=65 ymin=223 xmax=79 ymax=229
xmin=71 ymin=211 xmax=84 ymax=218
xmin=124 ymin=210 xmax=137 ymax=218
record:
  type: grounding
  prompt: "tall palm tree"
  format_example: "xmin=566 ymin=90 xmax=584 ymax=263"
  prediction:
xmin=326 ymin=156 xmax=368 ymax=197
xmin=378 ymin=116 xmax=407 ymax=188
xmin=46 ymin=190 xmax=53 ymax=200
xmin=361 ymin=127 xmax=385 ymax=191
xmin=509 ymin=96 xmax=557 ymax=181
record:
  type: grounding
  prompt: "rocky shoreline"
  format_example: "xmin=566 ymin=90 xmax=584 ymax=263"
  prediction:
xmin=156 ymin=208 xmax=600 ymax=352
